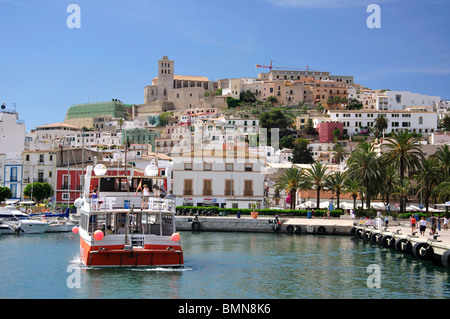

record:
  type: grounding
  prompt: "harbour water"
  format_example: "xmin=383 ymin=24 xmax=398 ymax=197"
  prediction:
xmin=0 ymin=231 xmax=449 ymax=299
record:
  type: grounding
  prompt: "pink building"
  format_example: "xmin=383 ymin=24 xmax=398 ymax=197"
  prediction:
xmin=316 ymin=122 xmax=343 ymax=143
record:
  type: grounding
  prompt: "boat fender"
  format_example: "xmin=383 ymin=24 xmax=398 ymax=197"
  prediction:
xmin=354 ymin=228 xmax=364 ymax=239
xmin=318 ymin=226 xmax=326 ymax=234
xmin=272 ymin=222 xmax=281 ymax=232
xmin=394 ymin=239 xmax=412 ymax=254
xmin=370 ymin=232 xmax=382 ymax=245
xmin=286 ymin=225 xmax=294 ymax=233
xmin=412 ymin=242 xmax=434 ymax=261
xmin=362 ymin=230 xmax=372 ymax=241
xmin=191 ymin=221 xmax=201 ymax=231
xmin=294 ymin=225 xmax=302 ymax=234
xmin=381 ymin=235 xmax=395 ymax=248
xmin=441 ymin=250 xmax=450 ymax=267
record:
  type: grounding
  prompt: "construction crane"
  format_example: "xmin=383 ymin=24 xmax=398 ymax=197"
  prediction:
xmin=256 ymin=60 xmax=311 ymax=71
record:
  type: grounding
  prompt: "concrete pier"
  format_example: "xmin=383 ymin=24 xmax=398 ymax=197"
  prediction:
xmin=175 ymin=215 xmax=450 ymax=267
xmin=175 ymin=215 xmax=354 ymax=235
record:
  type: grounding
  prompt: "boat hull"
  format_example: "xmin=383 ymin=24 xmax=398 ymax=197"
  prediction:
xmin=79 ymin=236 xmax=184 ymax=268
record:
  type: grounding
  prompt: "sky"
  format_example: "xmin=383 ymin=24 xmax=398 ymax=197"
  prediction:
xmin=1 ymin=0 xmax=449 ymax=132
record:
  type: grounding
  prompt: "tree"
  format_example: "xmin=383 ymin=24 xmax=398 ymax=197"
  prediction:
xmin=412 ymin=158 xmax=440 ymax=214
xmin=291 ymin=137 xmax=314 ymax=164
xmin=440 ymin=114 xmax=450 ymax=131
xmin=332 ymin=143 xmax=346 ymax=165
xmin=226 ymin=97 xmax=240 ymax=109
xmin=260 ymin=109 xmax=292 ymax=130
xmin=346 ymin=99 xmax=363 ymax=110
xmin=23 ymin=182 xmax=53 ymax=203
xmin=327 ymin=96 xmax=347 ymax=110
xmin=347 ymin=142 xmax=381 ymax=209
xmin=378 ymin=165 xmax=399 ymax=208
xmin=267 ymin=95 xmax=278 ymax=106
xmin=240 ymin=90 xmax=256 ymax=103
xmin=381 ymin=131 xmax=423 ymax=214
xmin=0 ymin=186 xmax=12 ymax=202
xmin=280 ymin=135 xmax=295 ymax=149
xmin=158 ymin=112 xmax=174 ymax=126
xmin=274 ymin=167 xmax=304 ymax=210
xmin=303 ymin=162 xmax=329 ymax=209
xmin=374 ymin=115 xmax=388 ymax=139
xmin=325 ymin=171 xmax=347 ymax=210
xmin=344 ymin=178 xmax=362 ymax=211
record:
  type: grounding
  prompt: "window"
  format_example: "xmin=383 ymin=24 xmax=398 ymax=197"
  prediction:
xmin=396 ymin=95 xmax=402 ymax=103
xmin=402 ymin=122 xmax=411 ymax=127
xmin=225 ymin=163 xmax=233 ymax=171
xmin=419 ymin=116 xmax=423 ymax=125
xmin=203 ymin=179 xmax=212 ymax=196
xmin=225 ymin=180 xmax=234 ymax=196
xmin=10 ymin=167 xmax=17 ymax=182
xmin=204 ymin=163 xmax=212 ymax=171
xmin=183 ymin=179 xmax=193 ymax=196
xmin=244 ymin=163 xmax=253 ymax=172
xmin=244 ymin=180 xmax=253 ymax=196
xmin=184 ymin=163 xmax=192 ymax=170
xmin=39 ymin=154 xmax=44 ymax=164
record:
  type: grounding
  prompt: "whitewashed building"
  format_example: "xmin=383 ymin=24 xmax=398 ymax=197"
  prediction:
xmin=0 ymin=107 xmax=25 ymax=200
xmin=381 ymin=91 xmax=441 ymax=111
xmin=329 ymin=108 xmax=438 ymax=136
xmin=172 ymin=148 xmax=266 ymax=209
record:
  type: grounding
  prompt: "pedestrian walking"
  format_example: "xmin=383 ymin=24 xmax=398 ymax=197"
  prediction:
xmin=384 ymin=216 xmax=389 ymax=228
xmin=437 ymin=215 xmax=442 ymax=232
xmin=410 ymin=215 xmax=416 ymax=234
xmin=444 ymin=216 xmax=448 ymax=231
xmin=419 ymin=217 xmax=427 ymax=236
xmin=430 ymin=214 xmax=437 ymax=236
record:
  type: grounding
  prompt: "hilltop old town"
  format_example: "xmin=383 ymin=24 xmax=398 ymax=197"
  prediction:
xmin=1 ymin=56 xmax=449 ymax=215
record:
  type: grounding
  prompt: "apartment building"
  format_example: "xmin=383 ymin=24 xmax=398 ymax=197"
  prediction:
xmin=329 ymin=108 xmax=438 ymax=136
xmin=0 ymin=107 xmax=25 ymax=200
xmin=382 ymin=91 xmax=441 ymax=111
xmin=172 ymin=148 xmax=266 ymax=209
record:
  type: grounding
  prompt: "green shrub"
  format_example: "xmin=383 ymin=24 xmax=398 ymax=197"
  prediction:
xmin=175 ymin=206 xmax=342 ymax=217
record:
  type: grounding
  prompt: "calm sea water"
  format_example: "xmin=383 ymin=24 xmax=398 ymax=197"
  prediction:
xmin=0 ymin=231 xmax=449 ymax=299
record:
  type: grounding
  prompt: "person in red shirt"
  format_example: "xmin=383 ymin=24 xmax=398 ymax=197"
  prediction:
xmin=410 ymin=215 xmax=416 ymax=234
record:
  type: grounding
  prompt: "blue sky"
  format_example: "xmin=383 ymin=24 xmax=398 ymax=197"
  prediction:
xmin=1 ymin=0 xmax=449 ymax=132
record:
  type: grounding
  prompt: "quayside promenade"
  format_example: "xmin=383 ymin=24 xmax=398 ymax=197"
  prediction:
xmin=175 ymin=215 xmax=450 ymax=268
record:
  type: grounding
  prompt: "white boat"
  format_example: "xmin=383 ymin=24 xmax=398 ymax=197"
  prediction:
xmin=45 ymin=218 xmax=78 ymax=232
xmin=0 ymin=206 xmax=49 ymax=234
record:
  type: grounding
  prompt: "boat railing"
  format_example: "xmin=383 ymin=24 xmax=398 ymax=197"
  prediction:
xmin=89 ymin=195 xmax=176 ymax=213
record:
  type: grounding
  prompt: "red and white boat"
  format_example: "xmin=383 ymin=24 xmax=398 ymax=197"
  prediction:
xmin=73 ymin=164 xmax=183 ymax=268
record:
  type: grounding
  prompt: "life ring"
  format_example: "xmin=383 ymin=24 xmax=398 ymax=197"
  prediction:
xmin=294 ymin=225 xmax=302 ymax=234
xmin=412 ymin=242 xmax=434 ymax=261
xmin=272 ymin=222 xmax=281 ymax=232
xmin=394 ymin=238 xmax=412 ymax=254
xmin=381 ymin=235 xmax=395 ymax=248
xmin=441 ymin=250 xmax=450 ymax=267
xmin=317 ymin=226 xmax=326 ymax=234
xmin=191 ymin=221 xmax=201 ymax=231
xmin=286 ymin=225 xmax=294 ymax=233
xmin=370 ymin=232 xmax=382 ymax=245
xmin=27 ymin=208 xmax=32 ymax=214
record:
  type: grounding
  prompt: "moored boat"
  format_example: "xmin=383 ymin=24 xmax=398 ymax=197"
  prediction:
xmin=73 ymin=164 xmax=183 ymax=268
xmin=0 ymin=206 xmax=49 ymax=234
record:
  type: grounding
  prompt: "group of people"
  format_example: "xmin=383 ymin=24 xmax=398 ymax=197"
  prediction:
xmin=410 ymin=214 xmax=448 ymax=236
xmin=140 ymin=184 xmax=175 ymax=210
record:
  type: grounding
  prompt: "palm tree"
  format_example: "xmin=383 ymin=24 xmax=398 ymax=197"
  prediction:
xmin=344 ymin=178 xmax=361 ymax=211
xmin=379 ymin=165 xmax=399 ymax=208
xmin=432 ymin=144 xmax=450 ymax=178
xmin=325 ymin=171 xmax=346 ymax=210
xmin=412 ymin=158 xmax=440 ymax=214
xmin=274 ymin=167 xmax=304 ymax=210
xmin=347 ymin=142 xmax=381 ymax=209
xmin=392 ymin=179 xmax=413 ymax=212
xmin=381 ymin=130 xmax=423 ymax=214
xmin=303 ymin=162 xmax=329 ymax=209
